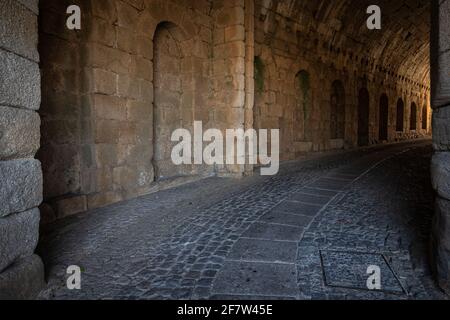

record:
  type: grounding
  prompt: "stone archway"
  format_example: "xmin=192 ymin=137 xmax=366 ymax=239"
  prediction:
xmin=294 ymin=70 xmax=312 ymax=142
xmin=357 ymin=88 xmax=370 ymax=147
xmin=410 ymin=102 xmax=417 ymax=131
xmin=396 ymin=98 xmax=405 ymax=132
xmin=379 ymin=94 xmax=389 ymax=141
xmin=330 ymin=80 xmax=346 ymax=142
xmin=153 ymin=22 xmax=193 ymax=181
xmin=422 ymin=105 xmax=428 ymax=130
xmin=253 ymin=55 xmax=265 ymax=133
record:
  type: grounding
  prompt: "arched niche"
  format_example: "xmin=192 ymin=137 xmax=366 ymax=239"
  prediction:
xmin=294 ymin=70 xmax=312 ymax=142
xmin=153 ymin=22 xmax=194 ymax=181
xmin=410 ymin=102 xmax=417 ymax=131
xmin=357 ymin=88 xmax=370 ymax=147
xmin=330 ymin=80 xmax=346 ymax=141
xmin=396 ymin=98 xmax=405 ymax=132
xmin=379 ymin=94 xmax=389 ymax=141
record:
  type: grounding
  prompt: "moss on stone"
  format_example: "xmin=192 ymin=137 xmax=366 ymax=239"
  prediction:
xmin=254 ymin=56 xmax=265 ymax=94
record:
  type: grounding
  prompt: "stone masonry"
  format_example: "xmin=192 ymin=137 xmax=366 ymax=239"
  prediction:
xmin=1 ymin=0 xmax=450 ymax=298
xmin=0 ymin=0 xmax=45 ymax=299
xmin=38 ymin=0 xmax=256 ymax=220
xmin=431 ymin=0 xmax=450 ymax=294
xmin=37 ymin=0 xmax=433 ymax=221
xmin=253 ymin=0 xmax=431 ymax=159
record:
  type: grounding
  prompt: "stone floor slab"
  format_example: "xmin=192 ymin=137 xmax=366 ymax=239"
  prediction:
xmin=308 ymin=178 xmax=350 ymax=191
xmin=336 ymin=166 xmax=368 ymax=176
xmin=259 ymin=212 xmax=313 ymax=228
xmin=212 ymin=261 xmax=298 ymax=297
xmin=271 ymin=201 xmax=323 ymax=216
xmin=242 ymin=222 xmax=304 ymax=241
xmin=227 ymin=238 xmax=297 ymax=263
xmin=288 ymin=193 xmax=332 ymax=205
xmin=320 ymin=250 xmax=405 ymax=294
xmin=298 ymin=187 xmax=339 ymax=198
xmin=326 ymin=173 xmax=358 ymax=180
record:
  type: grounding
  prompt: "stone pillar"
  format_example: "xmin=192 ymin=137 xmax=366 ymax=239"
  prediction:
xmin=244 ymin=0 xmax=255 ymax=176
xmin=212 ymin=0 xmax=247 ymax=177
xmin=431 ymin=0 xmax=450 ymax=294
xmin=0 ymin=0 xmax=45 ymax=299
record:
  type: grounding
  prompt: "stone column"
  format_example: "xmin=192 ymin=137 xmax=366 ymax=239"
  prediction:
xmin=0 ymin=0 xmax=45 ymax=299
xmin=212 ymin=0 xmax=247 ymax=177
xmin=431 ymin=0 xmax=450 ymax=294
xmin=244 ymin=0 xmax=255 ymax=176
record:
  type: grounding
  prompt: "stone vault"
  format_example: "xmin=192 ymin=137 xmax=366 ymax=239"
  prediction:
xmin=0 ymin=0 xmax=449 ymax=298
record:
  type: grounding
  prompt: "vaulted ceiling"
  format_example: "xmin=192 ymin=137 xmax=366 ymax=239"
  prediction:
xmin=256 ymin=0 xmax=430 ymax=86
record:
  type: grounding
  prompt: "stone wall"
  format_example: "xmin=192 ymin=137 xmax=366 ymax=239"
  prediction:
xmin=431 ymin=0 xmax=450 ymax=294
xmin=38 ymin=0 xmax=256 ymax=220
xmin=0 ymin=0 xmax=446 ymax=298
xmin=0 ymin=0 xmax=45 ymax=299
xmin=253 ymin=0 xmax=431 ymax=161
xmin=38 ymin=0 xmax=434 ymax=220
xmin=212 ymin=0 xmax=252 ymax=177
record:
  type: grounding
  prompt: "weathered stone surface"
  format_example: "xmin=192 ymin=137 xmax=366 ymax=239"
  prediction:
xmin=0 ymin=49 xmax=40 ymax=110
xmin=431 ymin=0 xmax=450 ymax=108
xmin=0 ymin=0 xmax=439 ymax=301
xmin=39 ymin=202 xmax=56 ymax=225
xmin=270 ymin=201 xmax=322 ymax=216
xmin=289 ymin=192 xmax=333 ymax=205
xmin=227 ymin=238 xmax=297 ymax=263
xmin=431 ymin=152 xmax=450 ymax=201
xmin=0 ymin=159 xmax=43 ymax=217
xmin=0 ymin=208 xmax=40 ymax=273
xmin=0 ymin=0 xmax=43 ymax=300
xmin=88 ymin=191 xmax=123 ymax=210
xmin=242 ymin=222 xmax=304 ymax=241
xmin=36 ymin=0 xmax=432 ymax=220
xmin=37 ymin=142 xmax=447 ymax=300
xmin=432 ymin=106 xmax=450 ymax=150
xmin=17 ymin=0 xmax=39 ymax=14
xmin=212 ymin=261 xmax=298 ymax=297
xmin=53 ymin=196 xmax=88 ymax=219
xmin=38 ymin=144 xmax=81 ymax=199
xmin=259 ymin=211 xmax=312 ymax=228
xmin=0 ymin=0 xmax=39 ymax=61
xmin=254 ymin=0 xmax=431 ymax=157
xmin=320 ymin=250 xmax=405 ymax=293
xmin=431 ymin=1 xmax=450 ymax=295
xmin=0 ymin=255 xmax=45 ymax=300
xmin=432 ymin=197 xmax=450 ymax=294
xmin=0 ymin=106 xmax=40 ymax=160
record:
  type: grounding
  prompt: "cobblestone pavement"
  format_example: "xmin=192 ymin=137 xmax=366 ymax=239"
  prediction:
xmin=37 ymin=140 xmax=448 ymax=300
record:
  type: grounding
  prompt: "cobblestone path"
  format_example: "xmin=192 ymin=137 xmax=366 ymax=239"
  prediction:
xmin=38 ymin=140 xmax=447 ymax=300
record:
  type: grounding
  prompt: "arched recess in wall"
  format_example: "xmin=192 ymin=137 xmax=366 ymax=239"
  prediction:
xmin=330 ymin=80 xmax=345 ymax=141
xmin=253 ymin=56 xmax=265 ymax=131
xmin=379 ymin=94 xmax=389 ymax=141
xmin=294 ymin=70 xmax=312 ymax=142
xmin=396 ymin=98 xmax=405 ymax=132
xmin=153 ymin=22 xmax=193 ymax=181
xmin=410 ymin=102 xmax=417 ymax=131
xmin=357 ymin=88 xmax=370 ymax=147
xmin=422 ymin=105 xmax=428 ymax=130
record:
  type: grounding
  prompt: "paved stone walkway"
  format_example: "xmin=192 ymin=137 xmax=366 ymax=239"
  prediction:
xmin=38 ymin=140 xmax=447 ymax=300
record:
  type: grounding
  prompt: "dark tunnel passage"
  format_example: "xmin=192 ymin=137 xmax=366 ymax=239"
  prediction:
xmin=3 ymin=0 xmax=450 ymax=300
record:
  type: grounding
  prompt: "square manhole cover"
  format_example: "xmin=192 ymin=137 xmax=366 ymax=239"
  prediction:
xmin=320 ymin=250 xmax=406 ymax=294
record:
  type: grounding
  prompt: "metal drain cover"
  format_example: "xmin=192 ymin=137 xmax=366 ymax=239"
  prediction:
xmin=320 ymin=250 xmax=405 ymax=294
